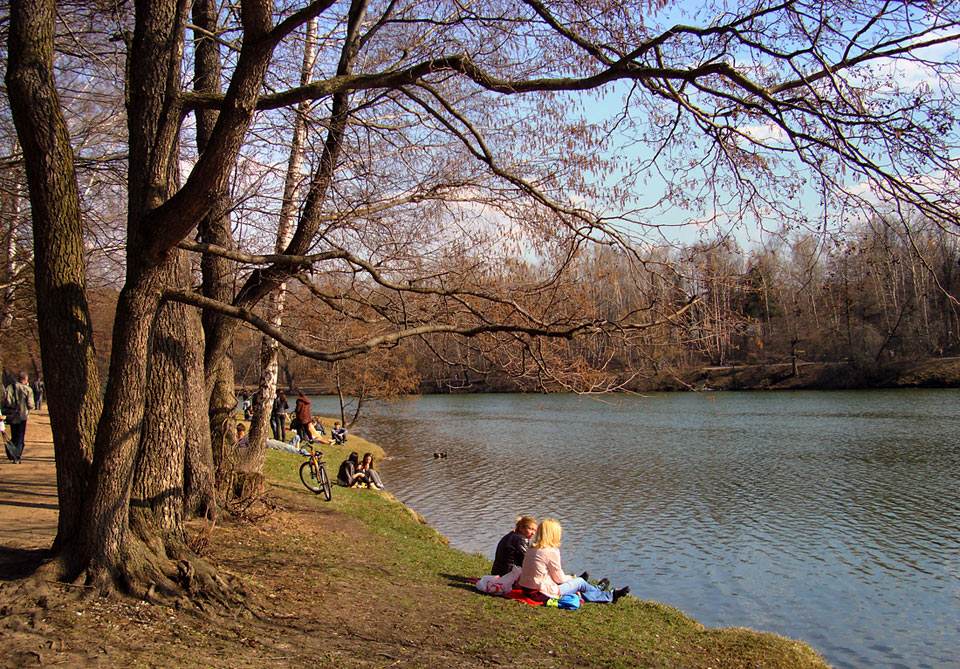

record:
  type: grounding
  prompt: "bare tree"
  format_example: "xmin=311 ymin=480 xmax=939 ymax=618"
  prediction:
xmin=6 ymin=0 xmax=960 ymax=601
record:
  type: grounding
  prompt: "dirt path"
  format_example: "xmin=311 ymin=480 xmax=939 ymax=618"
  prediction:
xmin=0 ymin=419 xmax=523 ymax=668
xmin=0 ymin=408 xmax=57 ymax=550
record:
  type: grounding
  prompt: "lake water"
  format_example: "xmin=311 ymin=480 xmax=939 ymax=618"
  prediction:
xmin=309 ymin=390 xmax=960 ymax=669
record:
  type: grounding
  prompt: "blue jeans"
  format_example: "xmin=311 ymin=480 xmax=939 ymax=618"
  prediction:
xmin=270 ymin=414 xmax=285 ymax=441
xmin=557 ymin=577 xmax=612 ymax=603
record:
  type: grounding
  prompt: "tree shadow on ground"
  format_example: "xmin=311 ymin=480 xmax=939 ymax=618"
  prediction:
xmin=0 ymin=547 xmax=49 ymax=580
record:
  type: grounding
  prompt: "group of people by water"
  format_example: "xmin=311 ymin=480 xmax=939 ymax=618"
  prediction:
xmin=234 ymin=387 xmax=628 ymax=605
xmin=486 ymin=515 xmax=630 ymax=605
xmin=336 ymin=451 xmax=385 ymax=490
xmin=235 ymin=387 xmax=384 ymax=491
xmin=238 ymin=388 xmax=348 ymax=447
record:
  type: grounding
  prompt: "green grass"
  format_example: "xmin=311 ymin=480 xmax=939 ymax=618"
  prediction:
xmin=261 ymin=437 xmax=829 ymax=669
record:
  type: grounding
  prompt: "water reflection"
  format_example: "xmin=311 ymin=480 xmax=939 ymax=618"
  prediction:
xmin=310 ymin=390 xmax=960 ymax=669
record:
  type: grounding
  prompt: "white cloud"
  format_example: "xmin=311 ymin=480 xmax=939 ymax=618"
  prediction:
xmin=737 ymin=123 xmax=786 ymax=144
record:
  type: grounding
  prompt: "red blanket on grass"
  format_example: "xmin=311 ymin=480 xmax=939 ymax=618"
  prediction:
xmin=503 ymin=587 xmax=550 ymax=606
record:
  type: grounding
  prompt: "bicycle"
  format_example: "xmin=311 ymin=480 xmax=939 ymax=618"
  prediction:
xmin=299 ymin=444 xmax=332 ymax=501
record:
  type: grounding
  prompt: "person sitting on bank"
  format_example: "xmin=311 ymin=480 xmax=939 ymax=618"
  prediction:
xmin=517 ymin=518 xmax=629 ymax=604
xmin=331 ymin=421 xmax=347 ymax=444
xmin=336 ymin=451 xmax=368 ymax=487
xmin=307 ymin=418 xmax=330 ymax=444
xmin=491 ymin=516 xmax=537 ymax=576
xmin=358 ymin=452 xmax=385 ymax=490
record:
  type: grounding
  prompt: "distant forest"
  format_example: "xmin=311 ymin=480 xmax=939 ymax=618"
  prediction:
xmin=2 ymin=218 xmax=956 ymax=398
xmin=224 ymin=217 xmax=959 ymax=396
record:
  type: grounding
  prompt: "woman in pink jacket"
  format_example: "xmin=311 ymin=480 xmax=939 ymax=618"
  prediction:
xmin=517 ymin=518 xmax=629 ymax=603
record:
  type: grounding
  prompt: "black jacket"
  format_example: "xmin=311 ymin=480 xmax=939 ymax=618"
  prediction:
xmin=491 ymin=530 xmax=528 ymax=576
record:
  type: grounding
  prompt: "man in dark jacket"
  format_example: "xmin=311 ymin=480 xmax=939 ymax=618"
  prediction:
xmin=271 ymin=389 xmax=289 ymax=441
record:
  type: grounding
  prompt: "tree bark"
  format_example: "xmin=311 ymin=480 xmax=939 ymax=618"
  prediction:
xmin=183 ymin=303 xmax=216 ymax=519
xmin=5 ymin=0 xmax=101 ymax=556
xmin=131 ymin=252 xmax=189 ymax=548
xmin=193 ymin=0 xmax=239 ymax=497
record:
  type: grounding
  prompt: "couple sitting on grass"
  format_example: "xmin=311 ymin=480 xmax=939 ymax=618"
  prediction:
xmin=337 ymin=451 xmax=385 ymax=490
xmin=483 ymin=516 xmax=629 ymax=605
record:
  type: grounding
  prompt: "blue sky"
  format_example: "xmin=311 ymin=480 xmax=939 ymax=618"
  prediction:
xmin=560 ymin=2 xmax=960 ymax=251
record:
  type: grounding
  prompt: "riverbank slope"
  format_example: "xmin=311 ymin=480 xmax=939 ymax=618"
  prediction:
xmin=0 ymin=425 xmax=827 ymax=667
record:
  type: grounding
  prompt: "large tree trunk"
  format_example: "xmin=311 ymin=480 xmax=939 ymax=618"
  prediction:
xmin=128 ymin=250 xmax=227 ymax=600
xmin=183 ymin=304 xmax=217 ymax=520
xmin=131 ymin=255 xmax=189 ymax=549
xmin=8 ymin=0 xmax=273 ymax=593
xmin=74 ymin=0 xmax=194 ymax=585
xmin=5 ymin=0 xmax=101 ymax=557
xmin=193 ymin=0 xmax=239 ymax=498
xmin=80 ymin=271 xmax=166 ymax=581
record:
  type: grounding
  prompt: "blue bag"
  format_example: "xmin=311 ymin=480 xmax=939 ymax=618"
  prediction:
xmin=557 ymin=593 xmax=581 ymax=610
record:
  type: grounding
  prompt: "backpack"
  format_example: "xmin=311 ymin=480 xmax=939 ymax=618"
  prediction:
xmin=2 ymin=387 xmax=20 ymax=423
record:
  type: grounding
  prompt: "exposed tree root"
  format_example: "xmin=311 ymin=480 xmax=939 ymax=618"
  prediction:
xmin=1 ymin=534 xmax=259 ymax=629
xmin=226 ymin=485 xmax=281 ymax=522
xmin=188 ymin=516 xmax=216 ymax=557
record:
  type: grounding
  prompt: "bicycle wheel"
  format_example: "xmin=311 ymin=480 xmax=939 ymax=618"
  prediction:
xmin=299 ymin=460 xmax=323 ymax=493
xmin=318 ymin=464 xmax=333 ymax=501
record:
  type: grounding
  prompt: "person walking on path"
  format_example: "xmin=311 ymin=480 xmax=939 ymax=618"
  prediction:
xmin=3 ymin=372 xmax=35 ymax=464
xmin=31 ymin=376 xmax=45 ymax=410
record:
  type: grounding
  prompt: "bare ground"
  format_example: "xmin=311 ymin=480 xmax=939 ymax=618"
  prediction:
xmin=0 ymin=411 xmax=828 ymax=669
xmin=0 ymin=414 xmax=516 ymax=668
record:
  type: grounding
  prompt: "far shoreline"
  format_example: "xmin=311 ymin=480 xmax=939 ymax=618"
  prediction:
xmin=251 ymin=357 xmax=960 ymax=396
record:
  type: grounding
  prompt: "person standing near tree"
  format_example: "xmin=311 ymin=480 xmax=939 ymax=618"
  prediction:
xmin=2 ymin=372 xmax=35 ymax=464
xmin=271 ymin=389 xmax=289 ymax=441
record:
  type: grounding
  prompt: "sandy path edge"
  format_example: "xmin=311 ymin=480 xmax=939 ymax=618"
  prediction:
xmin=0 ymin=407 xmax=57 ymax=550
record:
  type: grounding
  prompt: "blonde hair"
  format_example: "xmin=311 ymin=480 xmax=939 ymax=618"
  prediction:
xmin=531 ymin=518 xmax=562 ymax=549
xmin=514 ymin=516 xmax=537 ymax=532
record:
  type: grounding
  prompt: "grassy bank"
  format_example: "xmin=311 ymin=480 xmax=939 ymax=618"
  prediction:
xmin=261 ymin=434 xmax=828 ymax=668
xmin=0 ymin=420 xmax=829 ymax=667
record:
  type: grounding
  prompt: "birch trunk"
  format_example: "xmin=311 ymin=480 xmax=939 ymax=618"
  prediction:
xmin=247 ymin=18 xmax=320 ymax=490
